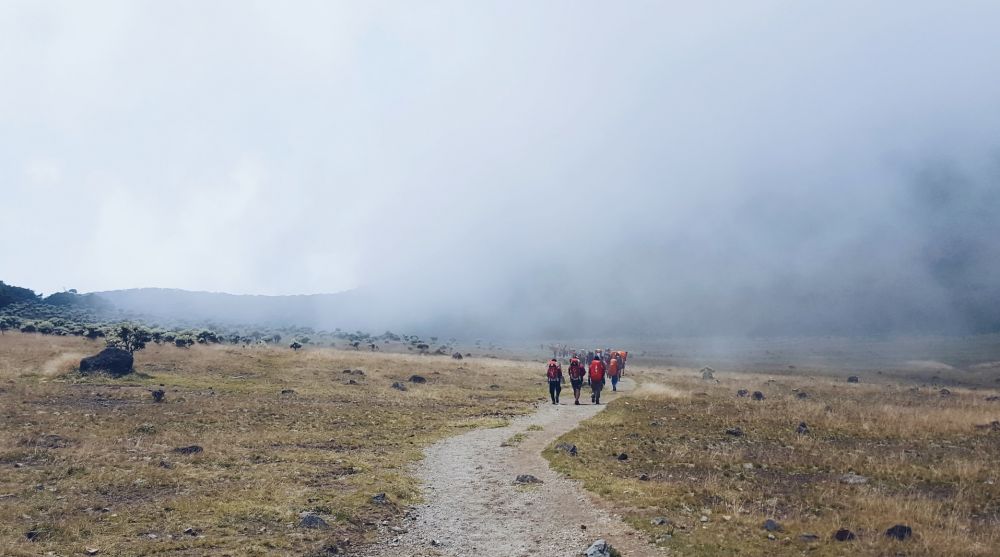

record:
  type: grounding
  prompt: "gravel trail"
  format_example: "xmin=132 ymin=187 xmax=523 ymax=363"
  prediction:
xmin=364 ymin=378 xmax=657 ymax=556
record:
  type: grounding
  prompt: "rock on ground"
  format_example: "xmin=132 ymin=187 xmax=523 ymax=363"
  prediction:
xmin=79 ymin=348 xmax=133 ymax=377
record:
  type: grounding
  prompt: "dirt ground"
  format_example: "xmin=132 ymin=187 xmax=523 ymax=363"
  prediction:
xmin=361 ymin=377 xmax=655 ymax=557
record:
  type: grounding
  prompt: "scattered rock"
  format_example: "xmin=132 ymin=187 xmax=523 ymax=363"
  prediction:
xmin=617 ymin=453 xmax=629 ymax=461
xmin=555 ymin=442 xmax=578 ymax=456
xmin=986 ymin=395 xmax=1000 ymax=401
xmin=974 ymin=420 xmax=1000 ymax=431
xmin=79 ymin=348 xmax=134 ymax=377
xmin=796 ymin=422 xmax=810 ymax=435
xmin=700 ymin=367 xmax=715 ymax=380
xmin=280 ymin=389 xmax=296 ymax=395
xmin=25 ymin=434 xmax=72 ymax=449
xmin=651 ymin=517 xmax=671 ymax=526
xmin=515 ymin=474 xmax=542 ymax=484
xmin=183 ymin=527 xmax=199 ymax=536
xmin=173 ymin=445 xmax=203 ymax=455
xmin=158 ymin=460 xmax=173 ymax=469
xmin=736 ymin=389 xmax=749 ymax=397
xmin=351 ymin=369 xmax=365 ymax=376
xmin=763 ymin=519 xmax=783 ymax=532
xmin=833 ymin=529 xmax=856 ymax=541
xmin=24 ymin=527 xmax=45 ymax=542
xmin=847 ymin=376 xmax=860 ymax=383
xmin=796 ymin=391 xmax=809 ymax=399
xmin=700 ymin=515 xmax=709 ymax=523
xmin=298 ymin=514 xmax=329 ymax=529
xmin=584 ymin=539 xmax=615 ymax=557
xmin=885 ymin=524 xmax=912 ymax=540
xmin=939 ymin=388 xmax=951 ymax=396
xmin=408 ymin=375 xmax=427 ymax=384
xmin=638 ymin=473 xmax=650 ymax=481
xmin=85 ymin=548 xmax=99 ymax=555
xmin=342 ymin=369 xmax=353 ymax=374
xmin=799 ymin=533 xmax=819 ymax=542
xmin=839 ymin=472 xmax=868 ymax=485
xmin=391 ymin=382 xmax=407 ymax=391
xmin=725 ymin=427 xmax=744 ymax=437
xmin=151 ymin=389 xmax=165 ymax=403
xmin=488 ymin=384 xmax=500 ymax=390
xmin=346 ymin=379 xmax=359 ymax=385
xmin=752 ymin=391 xmax=765 ymax=401
xmin=372 ymin=493 xmax=389 ymax=505
xmin=451 ymin=352 xmax=463 ymax=360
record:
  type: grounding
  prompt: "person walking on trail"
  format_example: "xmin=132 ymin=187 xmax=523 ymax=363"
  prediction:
xmin=589 ymin=356 xmax=606 ymax=404
xmin=608 ymin=355 xmax=621 ymax=392
xmin=546 ymin=358 xmax=564 ymax=404
xmin=567 ymin=356 xmax=586 ymax=405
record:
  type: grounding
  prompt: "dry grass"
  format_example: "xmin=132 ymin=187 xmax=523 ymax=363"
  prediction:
xmin=546 ymin=366 xmax=1000 ymax=556
xmin=0 ymin=332 xmax=540 ymax=556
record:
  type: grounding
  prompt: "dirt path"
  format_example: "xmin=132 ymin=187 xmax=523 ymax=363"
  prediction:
xmin=363 ymin=378 xmax=657 ymax=557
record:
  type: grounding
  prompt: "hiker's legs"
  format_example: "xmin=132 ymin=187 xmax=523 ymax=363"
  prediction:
xmin=611 ymin=375 xmax=619 ymax=391
xmin=592 ymin=382 xmax=602 ymax=404
xmin=549 ymin=381 xmax=559 ymax=404
xmin=555 ymin=381 xmax=561 ymax=403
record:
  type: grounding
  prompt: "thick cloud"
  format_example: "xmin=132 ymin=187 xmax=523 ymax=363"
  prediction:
xmin=2 ymin=1 xmax=999 ymax=336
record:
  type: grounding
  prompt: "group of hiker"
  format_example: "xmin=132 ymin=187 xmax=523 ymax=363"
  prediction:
xmin=545 ymin=349 xmax=628 ymax=405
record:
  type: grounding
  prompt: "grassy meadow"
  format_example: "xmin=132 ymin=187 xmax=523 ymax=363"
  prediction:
xmin=545 ymin=365 xmax=1000 ymax=556
xmin=0 ymin=332 xmax=540 ymax=556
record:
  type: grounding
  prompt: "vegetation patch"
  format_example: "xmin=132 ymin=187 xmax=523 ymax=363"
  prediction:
xmin=545 ymin=371 xmax=1000 ymax=556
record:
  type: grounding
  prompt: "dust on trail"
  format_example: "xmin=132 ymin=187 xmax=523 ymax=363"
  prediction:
xmin=362 ymin=378 xmax=658 ymax=557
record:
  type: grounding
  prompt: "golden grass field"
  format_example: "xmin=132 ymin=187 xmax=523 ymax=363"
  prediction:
xmin=546 ymin=366 xmax=1000 ymax=556
xmin=0 ymin=333 xmax=540 ymax=556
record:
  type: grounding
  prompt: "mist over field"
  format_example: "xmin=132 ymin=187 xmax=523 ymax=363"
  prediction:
xmin=3 ymin=1 xmax=1000 ymax=338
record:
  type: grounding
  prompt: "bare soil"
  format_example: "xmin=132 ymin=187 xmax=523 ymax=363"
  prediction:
xmin=363 ymin=378 xmax=657 ymax=557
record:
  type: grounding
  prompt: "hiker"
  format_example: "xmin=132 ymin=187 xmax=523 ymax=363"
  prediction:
xmin=589 ymin=356 xmax=606 ymax=404
xmin=608 ymin=355 xmax=621 ymax=392
xmin=567 ymin=356 xmax=586 ymax=405
xmin=546 ymin=358 xmax=564 ymax=404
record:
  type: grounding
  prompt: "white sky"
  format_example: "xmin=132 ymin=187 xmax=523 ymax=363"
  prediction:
xmin=2 ymin=0 xmax=999 ymax=320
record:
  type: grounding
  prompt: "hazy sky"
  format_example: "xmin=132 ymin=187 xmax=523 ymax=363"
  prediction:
xmin=3 ymin=1 xmax=1000 ymax=335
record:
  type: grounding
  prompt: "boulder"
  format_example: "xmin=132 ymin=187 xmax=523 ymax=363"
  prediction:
xmin=151 ymin=389 xmax=165 ymax=403
xmin=297 ymin=513 xmax=329 ymax=529
xmin=391 ymin=382 xmax=407 ymax=391
xmin=515 ymin=474 xmax=542 ymax=484
xmin=701 ymin=366 xmax=715 ymax=380
xmin=847 ymin=376 xmax=860 ymax=383
xmin=371 ymin=493 xmax=389 ymax=505
xmin=617 ymin=453 xmax=628 ymax=461
xmin=833 ymin=528 xmax=856 ymax=541
xmin=796 ymin=391 xmax=809 ymax=399
xmin=650 ymin=517 xmax=671 ymax=526
xmin=584 ymin=539 xmax=615 ymax=557
xmin=409 ymin=375 xmax=427 ymax=384
xmin=79 ymin=348 xmax=133 ymax=377
xmin=555 ymin=442 xmax=578 ymax=456
xmin=939 ymin=388 xmax=951 ymax=396
xmin=736 ymin=389 xmax=749 ymax=397
xmin=763 ymin=519 xmax=783 ymax=532
xmin=725 ymin=427 xmax=744 ymax=437
xmin=752 ymin=391 xmax=765 ymax=401
xmin=173 ymin=445 xmax=203 ymax=455
xmin=796 ymin=422 xmax=810 ymax=435
xmin=884 ymin=524 xmax=912 ymax=540
xmin=839 ymin=472 xmax=868 ymax=485
xmin=452 ymin=352 xmax=463 ymax=360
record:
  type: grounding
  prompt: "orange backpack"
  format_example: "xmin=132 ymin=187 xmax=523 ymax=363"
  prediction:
xmin=589 ymin=360 xmax=605 ymax=383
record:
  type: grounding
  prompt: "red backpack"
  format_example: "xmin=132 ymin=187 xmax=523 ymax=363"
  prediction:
xmin=546 ymin=361 xmax=561 ymax=380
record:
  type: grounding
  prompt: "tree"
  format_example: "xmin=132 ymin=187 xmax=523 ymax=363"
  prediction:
xmin=106 ymin=324 xmax=151 ymax=354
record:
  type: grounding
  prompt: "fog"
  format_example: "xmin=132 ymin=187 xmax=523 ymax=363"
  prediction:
xmin=3 ymin=1 xmax=1000 ymax=338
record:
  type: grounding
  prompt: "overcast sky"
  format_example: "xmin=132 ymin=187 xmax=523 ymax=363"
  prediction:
xmin=3 ymin=1 xmax=1000 ymax=335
